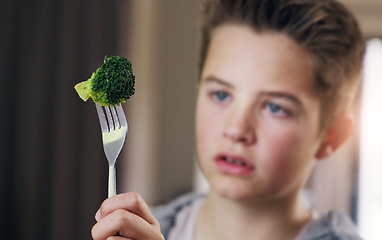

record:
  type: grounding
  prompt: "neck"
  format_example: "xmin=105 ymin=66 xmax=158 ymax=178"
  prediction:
xmin=196 ymin=190 xmax=311 ymax=240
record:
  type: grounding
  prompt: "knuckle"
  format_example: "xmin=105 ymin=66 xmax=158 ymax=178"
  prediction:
xmin=127 ymin=191 xmax=142 ymax=207
xmin=152 ymin=217 xmax=161 ymax=227
xmin=114 ymin=208 xmax=130 ymax=224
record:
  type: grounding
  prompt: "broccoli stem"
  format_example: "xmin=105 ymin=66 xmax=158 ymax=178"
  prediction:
xmin=74 ymin=78 xmax=92 ymax=101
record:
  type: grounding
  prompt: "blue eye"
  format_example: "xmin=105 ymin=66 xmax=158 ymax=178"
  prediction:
xmin=267 ymin=102 xmax=289 ymax=116
xmin=213 ymin=91 xmax=229 ymax=102
xmin=268 ymin=102 xmax=281 ymax=112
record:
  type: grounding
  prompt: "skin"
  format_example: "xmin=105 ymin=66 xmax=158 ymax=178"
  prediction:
xmin=91 ymin=192 xmax=164 ymax=240
xmin=91 ymin=23 xmax=354 ymax=240
xmin=196 ymin=24 xmax=321 ymax=203
xmin=194 ymin=24 xmax=352 ymax=240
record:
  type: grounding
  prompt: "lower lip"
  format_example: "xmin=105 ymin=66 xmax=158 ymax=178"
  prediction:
xmin=215 ymin=158 xmax=255 ymax=176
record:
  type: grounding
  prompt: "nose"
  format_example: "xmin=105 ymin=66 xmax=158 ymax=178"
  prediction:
xmin=223 ymin=108 xmax=256 ymax=145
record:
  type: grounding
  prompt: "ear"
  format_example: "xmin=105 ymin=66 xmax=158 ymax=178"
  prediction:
xmin=315 ymin=114 xmax=355 ymax=160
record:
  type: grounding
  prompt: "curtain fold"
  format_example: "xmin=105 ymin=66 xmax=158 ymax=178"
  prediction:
xmin=0 ymin=0 xmax=129 ymax=239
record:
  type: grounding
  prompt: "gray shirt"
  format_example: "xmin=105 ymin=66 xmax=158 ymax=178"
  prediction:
xmin=152 ymin=193 xmax=363 ymax=240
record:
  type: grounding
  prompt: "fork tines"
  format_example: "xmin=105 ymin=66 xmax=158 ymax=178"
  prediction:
xmin=95 ymin=103 xmax=125 ymax=133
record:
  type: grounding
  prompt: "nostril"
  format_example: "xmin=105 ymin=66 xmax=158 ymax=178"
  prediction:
xmin=222 ymin=109 xmax=256 ymax=144
xmin=223 ymin=127 xmax=256 ymax=145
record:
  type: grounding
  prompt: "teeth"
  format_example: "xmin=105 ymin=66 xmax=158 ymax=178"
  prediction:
xmin=223 ymin=157 xmax=245 ymax=166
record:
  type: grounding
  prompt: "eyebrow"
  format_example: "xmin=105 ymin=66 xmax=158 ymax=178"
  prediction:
xmin=203 ymin=75 xmax=302 ymax=106
xmin=203 ymin=75 xmax=235 ymax=89
xmin=259 ymin=91 xmax=302 ymax=106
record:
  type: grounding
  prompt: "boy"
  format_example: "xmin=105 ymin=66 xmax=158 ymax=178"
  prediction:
xmin=91 ymin=0 xmax=365 ymax=239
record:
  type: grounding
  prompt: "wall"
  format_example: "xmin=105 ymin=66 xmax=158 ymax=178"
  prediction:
xmin=119 ymin=1 xmax=199 ymax=205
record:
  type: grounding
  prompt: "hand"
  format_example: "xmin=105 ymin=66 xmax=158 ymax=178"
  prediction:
xmin=91 ymin=192 xmax=164 ymax=240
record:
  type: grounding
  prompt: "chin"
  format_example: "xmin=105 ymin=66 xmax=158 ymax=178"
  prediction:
xmin=211 ymin=177 xmax=256 ymax=201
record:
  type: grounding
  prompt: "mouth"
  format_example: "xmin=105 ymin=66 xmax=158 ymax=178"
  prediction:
xmin=215 ymin=153 xmax=255 ymax=175
xmin=222 ymin=156 xmax=247 ymax=166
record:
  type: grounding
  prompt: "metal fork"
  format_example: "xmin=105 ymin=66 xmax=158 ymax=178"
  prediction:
xmin=95 ymin=103 xmax=128 ymax=197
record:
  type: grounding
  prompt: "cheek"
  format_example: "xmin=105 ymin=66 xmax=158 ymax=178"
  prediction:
xmin=259 ymin=126 xmax=317 ymax=180
xmin=196 ymin=100 xmax=217 ymax=154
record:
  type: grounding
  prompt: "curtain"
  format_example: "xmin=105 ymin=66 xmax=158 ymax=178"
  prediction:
xmin=0 ymin=0 xmax=130 ymax=239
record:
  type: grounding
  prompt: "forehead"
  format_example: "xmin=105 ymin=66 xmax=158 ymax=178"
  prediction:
xmin=203 ymin=24 xmax=316 ymax=96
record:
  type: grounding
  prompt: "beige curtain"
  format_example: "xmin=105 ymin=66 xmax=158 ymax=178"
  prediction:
xmin=0 ymin=0 xmax=131 ymax=239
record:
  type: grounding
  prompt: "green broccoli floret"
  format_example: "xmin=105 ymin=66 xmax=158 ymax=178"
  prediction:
xmin=74 ymin=55 xmax=135 ymax=106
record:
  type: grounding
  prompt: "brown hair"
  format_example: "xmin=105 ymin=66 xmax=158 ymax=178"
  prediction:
xmin=199 ymin=0 xmax=365 ymax=128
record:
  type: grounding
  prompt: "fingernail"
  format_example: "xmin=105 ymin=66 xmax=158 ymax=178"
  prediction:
xmin=95 ymin=209 xmax=101 ymax=221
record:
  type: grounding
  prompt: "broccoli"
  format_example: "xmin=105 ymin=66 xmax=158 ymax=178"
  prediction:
xmin=74 ymin=55 xmax=135 ymax=106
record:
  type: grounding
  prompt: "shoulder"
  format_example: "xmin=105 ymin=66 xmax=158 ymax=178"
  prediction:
xmin=297 ymin=210 xmax=363 ymax=240
xmin=150 ymin=192 xmax=206 ymax=238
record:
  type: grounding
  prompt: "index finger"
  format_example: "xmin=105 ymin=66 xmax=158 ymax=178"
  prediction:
xmin=96 ymin=192 xmax=158 ymax=225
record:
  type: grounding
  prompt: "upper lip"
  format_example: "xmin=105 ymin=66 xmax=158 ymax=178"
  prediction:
xmin=215 ymin=152 xmax=255 ymax=169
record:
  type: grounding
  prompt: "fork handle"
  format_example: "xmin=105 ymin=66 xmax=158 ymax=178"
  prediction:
xmin=108 ymin=164 xmax=116 ymax=198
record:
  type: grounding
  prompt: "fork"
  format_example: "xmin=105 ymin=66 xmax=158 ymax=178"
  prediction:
xmin=95 ymin=103 xmax=128 ymax=198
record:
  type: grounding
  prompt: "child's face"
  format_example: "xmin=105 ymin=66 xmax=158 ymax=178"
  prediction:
xmin=196 ymin=24 xmax=325 ymax=201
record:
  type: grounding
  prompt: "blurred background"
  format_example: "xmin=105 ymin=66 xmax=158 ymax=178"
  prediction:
xmin=0 ymin=0 xmax=381 ymax=239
